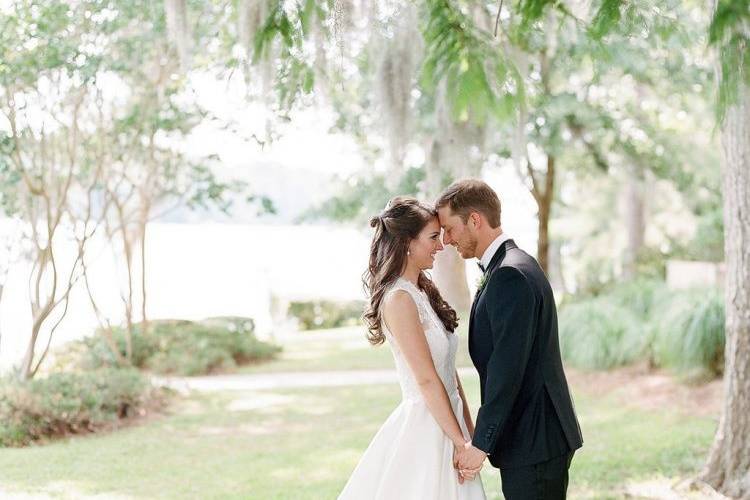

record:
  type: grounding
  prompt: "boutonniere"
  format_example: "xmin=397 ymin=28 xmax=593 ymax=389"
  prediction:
xmin=476 ymin=272 xmax=488 ymax=293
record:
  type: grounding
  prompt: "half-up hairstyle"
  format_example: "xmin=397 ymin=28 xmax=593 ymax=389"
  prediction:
xmin=363 ymin=196 xmax=459 ymax=345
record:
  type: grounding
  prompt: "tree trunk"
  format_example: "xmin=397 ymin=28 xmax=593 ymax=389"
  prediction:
xmin=547 ymin=240 xmax=566 ymax=295
xmin=18 ymin=331 xmax=38 ymax=381
xmin=536 ymin=155 xmax=555 ymax=274
xmin=623 ymin=164 xmax=645 ymax=280
xmin=139 ymin=209 xmax=149 ymax=336
xmin=698 ymin=66 xmax=750 ymax=498
xmin=432 ymin=248 xmax=471 ymax=314
xmin=425 ymin=137 xmax=471 ymax=312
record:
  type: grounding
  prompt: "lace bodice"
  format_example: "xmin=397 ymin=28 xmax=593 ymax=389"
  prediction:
xmin=382 ymin=277 xmax=459 ymax=402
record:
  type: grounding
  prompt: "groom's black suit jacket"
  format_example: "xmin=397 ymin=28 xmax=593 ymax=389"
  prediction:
xmin=469 ymin=239 xmax=583 ymax=469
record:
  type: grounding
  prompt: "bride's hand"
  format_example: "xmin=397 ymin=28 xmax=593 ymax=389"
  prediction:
xmin=453 ymin=442 xmax=467 ymax=484
xmin=458 ymin=460 xmax=482 ymax=481
xmin=453 ymin=442 xmax=482 ymax=482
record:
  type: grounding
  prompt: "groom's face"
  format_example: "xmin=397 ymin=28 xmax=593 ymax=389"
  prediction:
xmin=437 ymin=207 xmax=478 ymax=259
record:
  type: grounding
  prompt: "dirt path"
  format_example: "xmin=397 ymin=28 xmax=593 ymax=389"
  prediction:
xmin=152 ymin=367 xmax=478 ymax=393
xmin=566 ymin=363 xmax=722 ymax=418
xmin=153 ymin=363 xmax=722 ymax=417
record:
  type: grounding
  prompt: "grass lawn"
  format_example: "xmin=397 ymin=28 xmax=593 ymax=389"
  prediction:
xmin=0 ymin=372 xmax=716 ymax=499
xmin=238 ymin=325 xmax=475 ymax=374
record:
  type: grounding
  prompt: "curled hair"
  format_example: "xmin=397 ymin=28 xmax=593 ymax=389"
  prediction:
xmin=363 ymin=197 xmax=459 ymax=345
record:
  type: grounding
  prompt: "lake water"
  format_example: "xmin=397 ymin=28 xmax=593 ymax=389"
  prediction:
xmin=0 ymin=222 xmax=373 ymax=371
xmin=0 ymin=172 xmax=539 ymax=372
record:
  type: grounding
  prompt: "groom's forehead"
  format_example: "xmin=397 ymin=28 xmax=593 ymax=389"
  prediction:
xmin=437 ymin=207 xmax=455 ymax=223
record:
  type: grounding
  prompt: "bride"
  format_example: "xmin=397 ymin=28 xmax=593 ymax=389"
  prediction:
xmin=338 ymin=197 xmax=486 ymax=500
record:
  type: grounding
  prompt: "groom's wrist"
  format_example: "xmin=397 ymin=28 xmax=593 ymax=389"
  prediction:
xmin=471 ymin=439 xmax=491 ymax=455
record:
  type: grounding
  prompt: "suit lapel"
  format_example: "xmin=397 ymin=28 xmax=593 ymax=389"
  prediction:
xmin=472 ymin=239 xmax=516 ymax=307
xmin=469 ymin=239 xmax=517 ymax=348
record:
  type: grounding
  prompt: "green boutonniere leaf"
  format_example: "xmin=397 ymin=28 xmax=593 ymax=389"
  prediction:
xmin=476 ymin=272 xmax=488 ymax=292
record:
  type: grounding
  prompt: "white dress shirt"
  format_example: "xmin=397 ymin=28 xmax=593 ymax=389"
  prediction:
xmin=479 ymin=232 xmax=512 ymax=271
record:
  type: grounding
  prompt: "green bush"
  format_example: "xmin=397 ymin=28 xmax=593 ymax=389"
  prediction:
xmin=605 ymin=278 xmax=669 ymax=320
xmin=73 ymin=318 xmax=281 ymax=376
xmin=558 ymin=298 xmax=647 ymax=370
xmin=0 ymin=368 xmax=162 ymax=447
xmin=653 ymin=289 xmax=725 ymax=380
xmin=288 ymin=300 xmax=365 ymax=330
xmin=561 ymin=280 xmax=725 ymax=380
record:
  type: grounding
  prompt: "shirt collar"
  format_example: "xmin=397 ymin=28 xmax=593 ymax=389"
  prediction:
xmin=480 ymin=232 xmax=511 ymax=270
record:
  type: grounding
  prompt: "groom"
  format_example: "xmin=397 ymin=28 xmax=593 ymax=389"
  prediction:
xmin=436 ymin=179 xmax=583 ymax=500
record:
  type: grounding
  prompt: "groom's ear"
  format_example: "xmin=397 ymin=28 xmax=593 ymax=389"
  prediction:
xmin=468 ymin=212 xmax=482 ymax=229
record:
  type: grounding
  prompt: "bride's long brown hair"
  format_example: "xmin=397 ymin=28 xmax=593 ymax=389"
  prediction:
xmin=363 ymin=197 xmax=458 ymax=345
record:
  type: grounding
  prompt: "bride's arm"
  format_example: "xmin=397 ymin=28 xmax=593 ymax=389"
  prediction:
xmin=383 ymin=290 xmax=466 ymax=448
xmin=456 ymin=372 xmax=474 ymax=438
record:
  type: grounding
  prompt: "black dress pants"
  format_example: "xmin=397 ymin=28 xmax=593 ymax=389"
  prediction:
xmin=500 ymin=452 xmax=574 ymax=500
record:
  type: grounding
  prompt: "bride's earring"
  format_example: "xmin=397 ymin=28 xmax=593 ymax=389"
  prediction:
xmin=407 ymin=250 xmax=411 ymax=256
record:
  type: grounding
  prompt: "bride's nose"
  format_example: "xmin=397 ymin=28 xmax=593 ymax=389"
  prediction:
xmin=435 ymin=240 xmax=444 ymax=251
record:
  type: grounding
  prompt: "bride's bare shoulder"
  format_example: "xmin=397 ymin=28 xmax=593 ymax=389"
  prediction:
xmin=382 ymin=287 xmax=421 ymax=332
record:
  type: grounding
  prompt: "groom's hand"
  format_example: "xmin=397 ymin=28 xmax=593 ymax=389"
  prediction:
xmin=459 ymin=467 xmax=481 ymax=481
xmin=457 ymin=441 xmax=487 ymax=472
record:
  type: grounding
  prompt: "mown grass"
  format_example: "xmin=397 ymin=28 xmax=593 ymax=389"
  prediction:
xmin=239 ymin=325 xmax=475 ymax=374
xmin=0 ymin=373 xmax=716 ymax=499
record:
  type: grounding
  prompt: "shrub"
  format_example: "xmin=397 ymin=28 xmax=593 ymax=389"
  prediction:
xmin=71 ymin=318 xmax=281 ymax=376
xmin=558 ymin=298 xmax=647 ymax=370
xmin=606 ymin=278 xmax=669 ymax=320
xmin=0 ymin=368 xmax=163 ymax=447
xmin=560 ymin=280 xmax=725 ymax=380
xmin=287 ymin=300 xmax=365 ymax=330
xmin=653 ymin=288 xmax=725 ymax=380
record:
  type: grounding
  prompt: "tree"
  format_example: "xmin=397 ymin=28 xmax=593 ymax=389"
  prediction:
xmin=81 ymin=0 xmax=239 ymax=362
xmin=589 ymin=0 xmax=749 ymax=495
xmin=0 ymin=0 xmax=241 ymax=374
xmin=697 ymin=0 xmax=750 ymax=496
xmin=248 ymin=0 xmax=708 ymax=292
xmin=0 ymin=1 xmax=119 ymax=379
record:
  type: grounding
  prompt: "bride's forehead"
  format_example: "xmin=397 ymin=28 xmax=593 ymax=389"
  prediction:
xmin=417 ymin=218 xmax=440 ymax=234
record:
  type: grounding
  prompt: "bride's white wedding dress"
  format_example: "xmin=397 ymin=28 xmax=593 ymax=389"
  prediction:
xmin=338 ymin=277 xmax=486 ymax=500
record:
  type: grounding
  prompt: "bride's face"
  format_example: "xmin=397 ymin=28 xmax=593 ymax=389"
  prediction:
xmin=407 ymin=218 xmax=444 ymax=270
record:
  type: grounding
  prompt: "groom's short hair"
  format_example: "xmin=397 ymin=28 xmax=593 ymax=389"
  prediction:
xmin=436 ymin=179 xmax=501 ymax=229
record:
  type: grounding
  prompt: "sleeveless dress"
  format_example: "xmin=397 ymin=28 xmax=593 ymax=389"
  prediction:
xmin=338 ymin=277 xmax=487 ymax=500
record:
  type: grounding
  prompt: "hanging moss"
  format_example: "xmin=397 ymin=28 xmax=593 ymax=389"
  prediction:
xmin=164 ymin=0 xmax=190 ymax=71
xmin=375 ymin=2 xmax=420 ymax=172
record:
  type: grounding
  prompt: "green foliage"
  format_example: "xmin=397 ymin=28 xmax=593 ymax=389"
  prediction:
xmin=653 ymin=289 xmax=725 ymax=380
xmin=73 ymin=319 xmax=281 ymax=376
xmin=708 ymin=0 xmax=750 ymax=122
xmin=0 ymin=368 xmax=160 ymax=447
xmin=558 ymin=298 xmax=645 ymax=370
xmin=518 ymin=0 xmax=558 ymax=26
xmin=421 ymin=0 xmax=523 ymax=123
xmin=589 ymin=0 xmax=624 ymax=39
xmin=562 ymin=281 xmax=725 ymax=380
xmin=287 ymin=300 xmax=365 ymax=330
xmin=253 ymin=0 xmax=321 ymax=110
xmin=303 ymin=167 xmax=426 ymax=223
xmin=605 ymin=278 xmax=669 ymax=319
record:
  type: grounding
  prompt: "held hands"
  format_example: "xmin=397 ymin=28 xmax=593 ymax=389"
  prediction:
xmin=453 ymin=441 xmax=487 ymax=483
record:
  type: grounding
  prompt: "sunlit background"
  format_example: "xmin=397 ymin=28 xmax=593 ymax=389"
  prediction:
xmin=0 ymin=0 xmax=746 ymax=498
